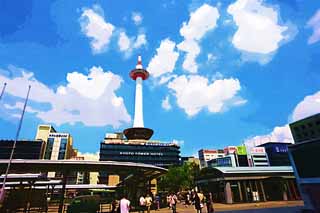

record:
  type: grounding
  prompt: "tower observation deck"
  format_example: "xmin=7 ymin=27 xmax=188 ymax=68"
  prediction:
xmin=123 ymin=56 xmax=153 ymax=140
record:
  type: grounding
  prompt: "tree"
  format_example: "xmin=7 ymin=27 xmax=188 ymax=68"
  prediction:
xmin=158 ymin=162 xmax=200 ymax=192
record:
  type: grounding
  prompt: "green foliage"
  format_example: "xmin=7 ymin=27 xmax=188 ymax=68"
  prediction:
xmin=158 ymin=162 xmax=200 ymax=192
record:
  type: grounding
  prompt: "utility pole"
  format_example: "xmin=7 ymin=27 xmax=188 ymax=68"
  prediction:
xmin=0 ymin=83 xmax=7 ymax=101
xmin=0 ymin=85 xmax=31 ymax=203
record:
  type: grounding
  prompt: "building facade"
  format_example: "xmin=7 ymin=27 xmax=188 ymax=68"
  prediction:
xmin=0 ymin=140 xmax=44 ymax=159
xmin=196 ymin=167 xmax=300 ymax=204
xmin=258 ymin=142 xmax=291 ymax=166
xmin=99 ymin=133 xmax=180 ymax=184
xmin=35 ymin=125 xmax=74 ymax=160
xmin=288 ymin=113 xmax=320 ymax=212
xmin=289 ymin=113 xmax=320 ymax=143
xmin=198 ymin=149 xmax=225 ymax=168
xmin=247 ymin=147 xmax=269 ymax=167
xmin=35 ymin=124 xmax=75 ymax=178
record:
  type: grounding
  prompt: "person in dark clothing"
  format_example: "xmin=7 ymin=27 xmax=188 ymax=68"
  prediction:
xmin=194 ymin=192 xmax=202 ymax=213
xmin=206 ymin=193 xmax=214 ymax=213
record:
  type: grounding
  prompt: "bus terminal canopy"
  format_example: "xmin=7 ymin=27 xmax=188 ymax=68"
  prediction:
xmin=0 ymin=159 xmax=167 ymax=181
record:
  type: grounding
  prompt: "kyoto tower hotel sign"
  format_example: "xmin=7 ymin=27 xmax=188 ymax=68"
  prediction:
xmin=123 ymin=56 xmax=153 ymax=140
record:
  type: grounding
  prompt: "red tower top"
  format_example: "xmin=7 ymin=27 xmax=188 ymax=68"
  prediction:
xmin=130 ymin=56 xmax=149 ymax=80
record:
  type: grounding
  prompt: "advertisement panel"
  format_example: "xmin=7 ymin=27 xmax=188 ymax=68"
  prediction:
xmin=237 ymin=145 xmax=247 ymax=155
xmin=250 ymin=147 xmax=266 ymax=154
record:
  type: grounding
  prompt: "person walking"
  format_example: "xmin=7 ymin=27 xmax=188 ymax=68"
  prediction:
xmin=119 ymin=195 xmax=130 ymax=213
xmin=139 ymin=195 xmax=146 ymax=213
xmin=194 ymin=192 xmax=203 ymax=213
xmin=169 ymin=193 xmax=177 ymax=213
xmin=206 ymin=192 xmax=214 ymax=213
xmin=155 ymin=194 xmax=160 ymax=210
xmin=145 ymin=194 xmax=152 ymax=213
xmin=111 ymin=199 xmax=118 ymax=213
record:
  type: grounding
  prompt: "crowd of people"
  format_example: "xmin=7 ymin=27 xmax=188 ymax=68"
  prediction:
xmin=111 ymin=190 xmax=214 ymax=213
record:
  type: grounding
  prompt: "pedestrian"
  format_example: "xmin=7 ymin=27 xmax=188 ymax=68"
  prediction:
xmin=111 ymin=199 xmax=118 ymax=213
xmin=194 ymin=192 xmax=203 ymax=213
xmin=166 ymin=194 xmax=171 ymax=209
xmin=145 ymin=194 xmax=152 ymax=213
xmin=155 ymin=194 xmax=160 ymax=210
xmin=139 ymin=195 xmax=146 ymax=213
xmin=169 ymin=193 xmax=177 ymax=213
xmin=119 ymin=195 xmax=130 ymax=213
xmin=206 ymin=192 xmax=214 ymax=213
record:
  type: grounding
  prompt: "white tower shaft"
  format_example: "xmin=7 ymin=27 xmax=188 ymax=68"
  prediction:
xmin=133 ymin=77 xmax=144 ymax=127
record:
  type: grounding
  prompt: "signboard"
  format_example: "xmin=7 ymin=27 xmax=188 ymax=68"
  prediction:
xmin=250 ymin=147 xmax=266 ymax=154
xmin=224 ymin=146 xmax=237 ymax=155
xmin=237 ymin=145 xmax=247 ymax=155
xmin=272 ymin=144 xmax=288 ymax=153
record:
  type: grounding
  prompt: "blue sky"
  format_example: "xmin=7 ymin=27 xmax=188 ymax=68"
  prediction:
xmin=0 ymin=0 xmax=320 ymax=157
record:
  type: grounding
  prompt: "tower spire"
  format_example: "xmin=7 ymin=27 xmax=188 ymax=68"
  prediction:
xmin=123 ymin=55 xmax=153 ymax=140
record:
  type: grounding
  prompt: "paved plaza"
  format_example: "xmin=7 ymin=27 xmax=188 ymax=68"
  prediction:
xmin=129 ymin=201 xmax=304 ymax=213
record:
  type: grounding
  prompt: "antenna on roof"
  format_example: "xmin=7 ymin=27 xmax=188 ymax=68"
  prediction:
xmin=0 ymin=83 xmax=7 ymax=101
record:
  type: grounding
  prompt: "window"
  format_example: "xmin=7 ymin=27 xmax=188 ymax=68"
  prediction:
xmin=58 ymin=138 xmax=68 ymax=160
xmin=44 ymin=138 xmax=54 ymax=159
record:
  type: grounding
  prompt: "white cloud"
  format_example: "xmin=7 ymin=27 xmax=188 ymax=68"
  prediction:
xmin=291 ymin=91 xmax=320 ymax=122
xmin=244 ymin=90 xmax=320 ymax=148
xmin=0 ymin=66 xmax=131 ymax=127
xmin=133 ymin=34 xmax=147 ymax=49
xmin=147 ymin=39 xmax=179 ymax=78
xmin=158 ymin=74 xmax=177 ymax=85
xmin=244 ymin=125 xmax=293 ymax=149
xmin=207 ymin=53 xmax=217 ymax=63
xmin=118 ymin=32 xmax=131 ymax=51
xmin=78 ymin=152 xmax=100 ymax=161
xmin=172 ymin=139 xmax=185 ymax=147
xmin=4 ymin=102 xmax=38 ymax=114
xmin=117 ymin=32 xmax=147 ymax=57
xmin=80 ymin=5 xmax=115 ymax=53
xmin=162 ymin=96 xmax=172 ymax=110
xmin=178 ymin=4 xmax=220 ymax=73
xmin=227 ymin=0 xmax=294 ymax=60
xmin=307 ymin=9 xmax=320 ymax=44
xmin=132 ymin=12 xmax=143 ymax=25
xmin=167 ymin=75 xmax=244 ymax=116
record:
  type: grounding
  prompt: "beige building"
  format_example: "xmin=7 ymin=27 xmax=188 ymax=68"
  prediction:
xmin=35 ymin=125 xmax=75 ymax=177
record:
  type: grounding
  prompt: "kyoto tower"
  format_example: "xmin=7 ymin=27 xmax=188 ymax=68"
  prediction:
xmin=123 ymin=56 xmax=154 ymax=140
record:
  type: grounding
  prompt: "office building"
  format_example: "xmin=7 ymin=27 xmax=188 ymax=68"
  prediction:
xmin=247 ymin=147 xmax=269 ymax=167
xmin=207 ymin=146 xmax=248 ymax=168
xmin=100 ymin=133 xmax=180 ymax=168
xmin=35 ymin=124 xmax=75 ymax=178
xmin=0 ymin=139 xmax=44 ymax=159
xmin=258 ymin=142 xmax=292 ymax=166
xmin=198 ymin=149 xmax=225 ymax=168
xmin=207 ymin=154 xmax=237 ymax=167
xmin=35 ymin=125 xmax=74 ymax=160
xmin=289 ymin=113 xmax=320 ymax=143
xmin=288 ymin=113 xmax=320 ymax=212
xmin=99 ymin=133 xmax=180 ymax=185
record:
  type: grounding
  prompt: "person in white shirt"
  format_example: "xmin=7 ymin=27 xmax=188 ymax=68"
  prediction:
xmin=139 ymin=195 xmax=146 ymax=213
xmin=145 ymin=194 xmax=153 ymax=213
xmin=120 ymin=195 xmax=130 ymax=213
